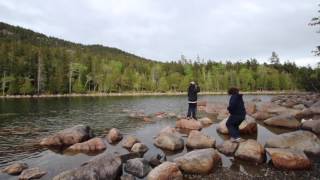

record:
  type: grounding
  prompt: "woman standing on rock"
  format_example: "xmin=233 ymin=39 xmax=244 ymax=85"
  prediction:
xmin=187 ymin=81 xmax=200 ymax=120
xmin=226 ymin=87 xmax=246 ymax=142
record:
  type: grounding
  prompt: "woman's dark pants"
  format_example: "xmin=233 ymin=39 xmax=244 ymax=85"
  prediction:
xmin=226 ymin=115 xmax=245 ymax=139
xmin=187 ymin=103 xmax=197 ymax=120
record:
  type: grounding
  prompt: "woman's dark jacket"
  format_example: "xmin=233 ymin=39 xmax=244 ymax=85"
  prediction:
xmin=188 ymin=84 xmax=200 ymax=102
xmin=227 ymin=94 xmax=246 ymax=116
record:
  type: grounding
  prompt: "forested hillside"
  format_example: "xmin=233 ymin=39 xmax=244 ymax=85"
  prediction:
xmin=0 ymin=22 xmax=319 ymax=95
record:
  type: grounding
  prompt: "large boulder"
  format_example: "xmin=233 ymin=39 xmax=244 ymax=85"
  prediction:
xmin=131 ymin=143 xmax=149 ymax=154
xmin=266 ymin=148 xmax=311 ymax=170
xmin=19 ymin=167 xmax=46 ymax=180
xmin=205 ymin=103 xmax=227 ymax=115
xmin=217 ymin=115 xmax=257 ymax=135
xmin=301 ymin=119 xmax=320 ymax=134
xmin=295 ymin=109 xmax=314 ymax=120
xmin=264 ymin=114 xmax=301 ymax=129
xmin=235 ymin=139 xmax=265 ymax=164
xmin=176 ymin=119 xmax=202 ymax=130
xmin=265 ymin=130 xmax=320 ymax=155
xmin=65 ymin=137 xmax=107 ymax=152
xmin=216 ymin=140 xmax=239 ymax=156
xmin=154 ymin=132 xmax=184 ymax=151
xmin=174 ymin=148 xmax=221 ymax=174
xmin=107 ymin=128 xmax=123 ymax=144
xmin=198 ymin=117 xmax=213 ymax=126
xmin=186 ymin=130 xmax=215 ymax=149
xmin=53 ymin=153 xmax=122 ymax=180
xmin=147 ymin=162 xmax=183 ymax=180
xmin=124 ymin=158 xmax=152 ymax=178
xmin=157 ymin=126 xmax=177 ymax=136
xmin=40 ymin=125 xmax=94 ymax=147
xmin=121 ymin=174 xmax=135 ymax=180
xmin=1 ymin=162 xmax=28 ymax=175
xmin=122 ymin=135 xmax=140 ymax=149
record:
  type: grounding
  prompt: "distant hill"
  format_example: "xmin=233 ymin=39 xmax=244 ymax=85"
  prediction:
xmin=0 ymin=21 xmax=318 ymax=95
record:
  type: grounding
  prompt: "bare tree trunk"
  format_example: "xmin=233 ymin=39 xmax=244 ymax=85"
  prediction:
xmin=2 ymin=71 xmax=5 ymax=96
xmin=69 ymin=63 xmax=72 ymax=94
xmin=37 ymin=51 xmax=42 ymax=95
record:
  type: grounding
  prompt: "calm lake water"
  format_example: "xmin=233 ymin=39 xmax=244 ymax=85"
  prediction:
xmin=0 ymin=95 xmax=319 ymax=180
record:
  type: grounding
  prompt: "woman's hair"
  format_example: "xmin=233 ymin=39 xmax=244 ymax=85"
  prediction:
xmin=228 ymin=87 xmax=239 ymax=95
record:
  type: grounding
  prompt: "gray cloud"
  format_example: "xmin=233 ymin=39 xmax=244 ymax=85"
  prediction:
xmin=0 ymin=0 xmax=319 ymax=66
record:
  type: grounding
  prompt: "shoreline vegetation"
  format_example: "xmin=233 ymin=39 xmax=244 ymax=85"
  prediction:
xmin=0 ymin=91 xmax=309 ymax=99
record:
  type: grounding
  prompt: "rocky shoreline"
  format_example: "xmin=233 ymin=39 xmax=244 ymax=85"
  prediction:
xmin=1 ymin=93 xmax=320 ymax=179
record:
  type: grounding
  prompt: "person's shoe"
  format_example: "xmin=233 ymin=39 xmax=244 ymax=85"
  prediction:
xmin=229 ymin=137 xmax=236 ymax=142
xmin=235 ymin=138 xmax=246 ymax=143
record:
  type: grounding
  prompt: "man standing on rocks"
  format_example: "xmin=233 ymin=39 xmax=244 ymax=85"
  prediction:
xmin=226 ymin=87 xmax=246 ymax=142
xmin=187 ymin=81 xmax=200 ymax=120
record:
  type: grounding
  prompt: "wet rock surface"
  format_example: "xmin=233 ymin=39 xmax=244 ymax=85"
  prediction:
xmin=65 ymin=137 xmax=107 ymax=152
xmin=124 ymin=158 xmax=152 ymax=178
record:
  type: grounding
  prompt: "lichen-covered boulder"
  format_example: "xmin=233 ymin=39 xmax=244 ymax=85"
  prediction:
xmin=265 ymin=130 xmax=320 ymax=155
xmin=174 ymin=148 xmax=221 ymax=174
xmin=147 ymin=162 xmax=183 ymax=180
xmin=186 ymin=130 xmax=215 ymax=149
xmin=40 ymin=125 xmax=94 ymax=147
xmin=266 ymin=148 xmax=311 ymax=170
xmin=235 ymin=139 xmax=265 ymax=164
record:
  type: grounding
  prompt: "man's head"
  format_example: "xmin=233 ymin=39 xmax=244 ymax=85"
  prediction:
xmin=228 ymin=87 xmax=239 ymax=95
xmin=190 ymin=81 xmax=195 ymax=85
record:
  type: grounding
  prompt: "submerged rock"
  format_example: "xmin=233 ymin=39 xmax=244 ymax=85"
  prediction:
xmin=154 ymin=132 xmax=184 ymax=151
xmin=122 ymin=135 xmax=140 ymax=149
xmin=266 ymin=148 xmax=311 ymax=170
xmin=1 ymin=162 xmax=28 ymax=175
xmin=19 ymin=167 xmax=46 ymax=180
xmin=216 ymin=140 xmax=239 ymax=156
xmin=235 ymin=139 xmax=265 ymax=164
xmin=124 ymin=158 xmax=152 ymax=178
xmin=265 ymin=130 xmax=320 ymax=155
xmin=40 ymin=125 xmax=94 ymax=147
xmin=53 ymin=153 xmax=122 ymax=180
xmin=66 ymin=137 xmax=106 ymax=152
xmin=107 ymin=128 xmax=123 ymax=144
xmin=217 ymin=115 xmax=257 ymax=135
xmin=147 ymin=162 xmax=183 ymax=180
xmin=131 ymin=143 xmax=149 ymax=154
xmin=176 ymin=119 xmax=202 ymax=130
xmin=264 ymin=114 xmax=301 ymax=129
xmin=186 ymin=130 xmax=215 ymax=149
xmin=174 ymin=148 xmax=221 ymax=174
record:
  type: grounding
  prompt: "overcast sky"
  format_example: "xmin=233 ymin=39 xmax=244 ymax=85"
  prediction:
xmin=0 ymin=0 xmax=319 ymax=66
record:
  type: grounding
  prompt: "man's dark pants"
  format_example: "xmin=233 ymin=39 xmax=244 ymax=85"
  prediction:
xmin=187 ymin=103 xmax=197 ymax=119
xmin=226 ymin=115 xmax=245 ymax=139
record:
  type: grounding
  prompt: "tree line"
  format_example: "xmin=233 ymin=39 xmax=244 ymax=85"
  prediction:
xmin=0 ymin=22 xmax=319 ymax=95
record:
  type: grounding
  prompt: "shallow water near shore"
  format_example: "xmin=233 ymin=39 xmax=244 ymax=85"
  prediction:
xmin=0 ymin=95 xmax=319 ymax=180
